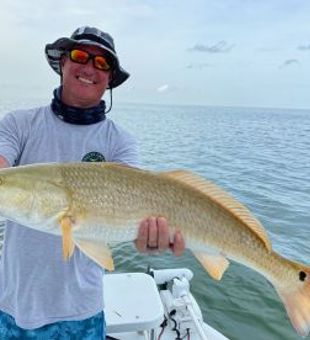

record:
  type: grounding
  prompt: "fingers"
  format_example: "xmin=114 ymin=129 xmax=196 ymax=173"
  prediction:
xmin=135 ymin=217 xmax=169 ymax=253
xmin=134 ymin=218 xmax=148 ymax=253
xmin=135 ymin=216 xmax=185 ymax=256
xmin=170 ymin=230 xmax=185 ymax=256
xmin=157 ymin=217 xmax=170 ymax=251
xmin=147 ymin=216 xmax=159 ymax=248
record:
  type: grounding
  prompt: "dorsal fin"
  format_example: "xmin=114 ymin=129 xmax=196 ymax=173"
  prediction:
xmin=160 ymin=170 xmax=271 ymax=251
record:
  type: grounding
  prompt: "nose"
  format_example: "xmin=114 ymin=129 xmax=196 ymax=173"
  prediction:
xmin=80 ymin=59 xmax=96 ymax=73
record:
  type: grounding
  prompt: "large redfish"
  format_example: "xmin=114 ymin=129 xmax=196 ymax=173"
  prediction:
xmin=0 ymin=162 xmax=309 ymax=336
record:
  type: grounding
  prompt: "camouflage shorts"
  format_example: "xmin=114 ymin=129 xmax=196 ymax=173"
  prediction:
xmin=0 ymin=310 xmax=106 ymax=339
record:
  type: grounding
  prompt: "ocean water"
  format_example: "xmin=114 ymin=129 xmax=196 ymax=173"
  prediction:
xmin=0 ymin=99 xmax=309 ymax=340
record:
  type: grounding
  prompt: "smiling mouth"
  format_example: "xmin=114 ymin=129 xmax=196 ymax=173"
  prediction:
xmin=77 ymin=76 xmax=96 ymax=85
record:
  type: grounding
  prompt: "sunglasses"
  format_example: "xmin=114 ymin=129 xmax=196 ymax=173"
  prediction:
xmin=67 ymin=49 xmax=112 ymax=71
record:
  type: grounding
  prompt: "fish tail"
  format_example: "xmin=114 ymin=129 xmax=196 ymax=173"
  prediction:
xmin=273 ymin=254 xmax=310 ymax=337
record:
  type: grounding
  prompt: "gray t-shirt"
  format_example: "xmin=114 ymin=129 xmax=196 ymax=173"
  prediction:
xmin=0 ymin=105 xmax=138 ymax=329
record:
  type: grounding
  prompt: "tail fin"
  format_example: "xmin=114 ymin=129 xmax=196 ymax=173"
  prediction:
xmin=273 ymin=257 xmax=310 ymax=337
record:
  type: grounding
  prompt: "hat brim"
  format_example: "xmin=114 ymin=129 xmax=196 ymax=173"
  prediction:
xmin=45 ymin=37 xmax=129 ymax=89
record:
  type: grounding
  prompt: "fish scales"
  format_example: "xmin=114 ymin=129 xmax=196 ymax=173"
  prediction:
xmin=59 ymin=165 xmax=262 ymax=251
xmin=61 ymin=164 xmax=258 ymax=252
xmin=0 ymin=162 xmax=309 ymax=336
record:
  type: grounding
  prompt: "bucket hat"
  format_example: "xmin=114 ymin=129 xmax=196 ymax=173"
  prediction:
xmin=45 ymin=26 xmax=129 ymax=88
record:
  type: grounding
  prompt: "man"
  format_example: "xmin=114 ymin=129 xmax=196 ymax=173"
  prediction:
xmin=0 ymin=26 xmax=184 ymax=339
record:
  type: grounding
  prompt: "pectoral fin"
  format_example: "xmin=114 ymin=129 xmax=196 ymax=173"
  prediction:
xmin=193 ymin=252 xmax=229 ymax=280
xmin=75 ymin=239 xmax=114 ymax=271
xmin=60 ymin=216 xmax=75 ymax=260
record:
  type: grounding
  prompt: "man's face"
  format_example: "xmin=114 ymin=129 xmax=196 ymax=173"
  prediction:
xmin=61 ymin=45 xmax=112 ymax=108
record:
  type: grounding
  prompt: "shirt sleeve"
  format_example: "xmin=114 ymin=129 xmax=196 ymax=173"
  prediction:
xmin=0 ymin=111 xmax=27 ymax=166
xmin=112 ymin=134 xmax=139 ymax=167
xmin=108 ymin=124 xmax=139 ymax=167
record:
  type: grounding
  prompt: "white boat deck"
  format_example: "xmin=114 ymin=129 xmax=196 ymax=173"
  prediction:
xmin=104 ymin=271 xmax=229 ymax=340
xmin=104 ymin=273 xmax=163 ymax=333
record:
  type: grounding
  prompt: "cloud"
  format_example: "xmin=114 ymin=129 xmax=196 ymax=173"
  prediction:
xmin=298 ymin=44 xmax=310 ymax=51
xmin=188 ymin=41 xmax=234 ymax=53
xmin=258 ymin=47 xmax=281 ymax=53
xmin=280 ymin=59 xmax=300 ymax=69
xmin=157 ymin=84 xmax=169 ymax=93
xmin=187 ymin=63 xmax=210 ymax=69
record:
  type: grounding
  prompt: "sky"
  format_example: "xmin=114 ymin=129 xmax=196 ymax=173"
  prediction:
xmin=0 ymin=0 xmax=309 ymax=109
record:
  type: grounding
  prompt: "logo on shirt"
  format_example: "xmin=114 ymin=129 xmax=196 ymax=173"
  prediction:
xmin=82 ymin=152 xmax=106 ymax=162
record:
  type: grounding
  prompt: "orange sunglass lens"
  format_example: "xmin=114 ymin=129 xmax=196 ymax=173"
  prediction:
xmin=69 ymin=49 xmax=111 ymax=71
xmin=94 ymin=56 xmax=110 ymax=71
xmin=70 ymin=50 xmax=89 ymax=63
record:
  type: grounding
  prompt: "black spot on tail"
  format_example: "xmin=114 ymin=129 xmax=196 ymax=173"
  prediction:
xmin=299 ymin=271 xmax=307 ymax=281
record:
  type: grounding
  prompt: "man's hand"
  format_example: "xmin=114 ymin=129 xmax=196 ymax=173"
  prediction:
xmin=135 ymin=216 xmax=185 ymax=256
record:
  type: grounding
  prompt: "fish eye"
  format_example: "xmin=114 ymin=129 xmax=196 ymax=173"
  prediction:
xmin=299 ymin=271 xmax=307 ymax=281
